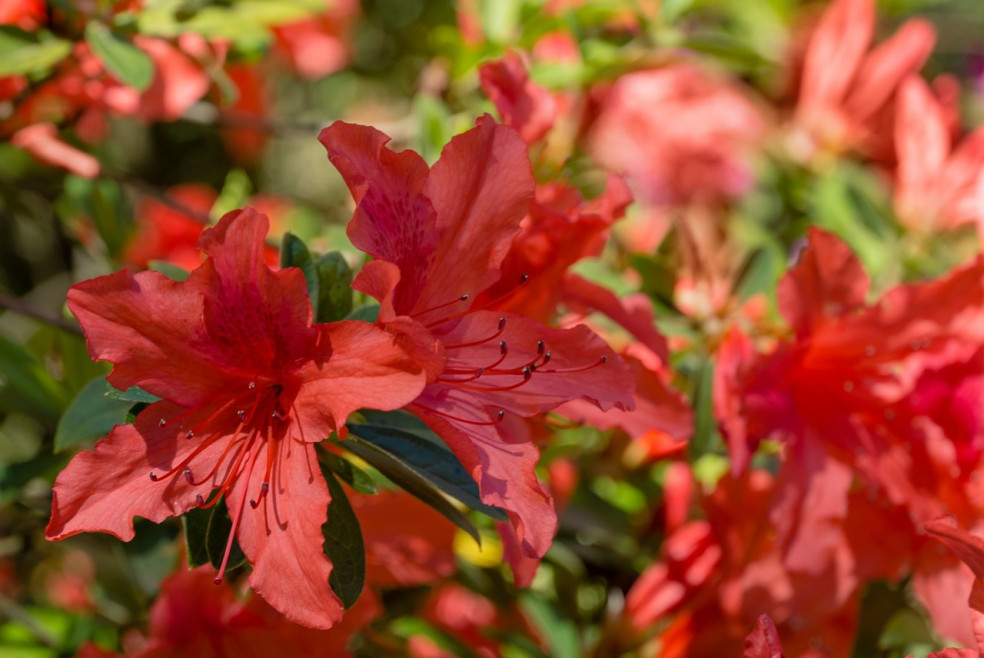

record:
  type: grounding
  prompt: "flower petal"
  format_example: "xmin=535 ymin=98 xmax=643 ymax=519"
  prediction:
xmin=318 ymin=121 xmax=438 ymax=314
xmin=231 ymin=440 xmax=344 ymax=629
xmin=47 ymin=401 xmax=226 ymax=541
xmin=291 ymin=320 xmax=425 ymax=441
xmin=777 ymin=227 xmax=869 ymax=337
xmin=411 ymin=393 xmax=556 ymax=558
xmin=418 ymin=115 xmax=535 ymax=317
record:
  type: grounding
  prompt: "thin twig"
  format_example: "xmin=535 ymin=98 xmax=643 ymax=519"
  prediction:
xmin=0 ymin=290 xmax=82 ymax=337
xmin=108 ymin=173 xmax=214 ymax=225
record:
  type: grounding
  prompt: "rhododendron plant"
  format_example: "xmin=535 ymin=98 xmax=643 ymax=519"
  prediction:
xmin=2 ymin=1 xmax=984 ymax=656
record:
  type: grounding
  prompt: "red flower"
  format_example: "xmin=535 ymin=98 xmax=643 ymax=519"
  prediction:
xmin=320 ymin=116 xmax=633 ymax=561
xmin=714 ymin=228 xmax=984 ymax=613
xmin=792 ymin=0 xmax=935 ymax=160
xmin=894 ymin=74 xmax=984 ymax=237
xmin=75 ymin=565 xmax=381 ymax=657
xmin=48 ymin=208 xmax=425 ymax=629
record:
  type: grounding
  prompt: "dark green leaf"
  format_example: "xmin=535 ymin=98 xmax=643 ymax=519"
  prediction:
xmin=182 ymin=498 xmax=246 ymax=572
xmin=321 ymin=466 xmax=365 ymax=609
xmin=84 ymin=22 xmax=154 ymax=92
xmin=54 ymin=378 xmax=135 ymax=452
xmin=319 ymin=450 xmax=377 ymax=495
xmin=104 ymin=382 xmax=160 ymax=404
xmin=0 ymin=26 xmax=72 ymax=76
xmin=340 ymin=434 xmax=484 ymax=543
xmin=347 ymin=419 xmax=508 ymax=522
xmin=280 ymin=232 xmax=320 ymax=314
xmin=313 ymin=252 xmax=353 ymax=323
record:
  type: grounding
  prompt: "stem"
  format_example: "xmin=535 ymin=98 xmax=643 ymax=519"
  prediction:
xmin=0 ymin=291 xmax=82 ymax=336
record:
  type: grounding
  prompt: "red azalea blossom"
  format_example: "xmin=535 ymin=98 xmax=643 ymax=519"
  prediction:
xmin=792 ymin=0 xmax=935 ymax=160
xmin=320 ymin=115 xmax=634 ymax=562
xmin=48 ymin=208 xmax=425 ymax=628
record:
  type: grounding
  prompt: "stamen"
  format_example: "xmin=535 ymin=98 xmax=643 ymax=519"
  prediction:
xmin=416 ymin=405 xmax=506 ymax=426
xmin=415 ymin=294 xmax=471 ymax=320
xmin=537 ymin=355 xmax=608 ymax=375
xmin=443 ymin=317 xmax=507 ymax=350
xmin=215 ymin=441 xmax=262 ymax=585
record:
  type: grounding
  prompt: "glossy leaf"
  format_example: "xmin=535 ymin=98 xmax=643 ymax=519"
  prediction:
xmin=313 ymin=252 xmax=353 ymax=323
xmin=319 ymin=449 xmax=377 ymax=495
xmin=347 ymin=418 xmax=509 ymax=522
xmin=321 ymin=466 xmax=366 ymax=609
xmin=340 ymin=432 xmax=484 ymax=544
xmin=182 ymin=500 xmax=245 ymax=572
xmin=54 ymin=378 xmax=133 ymax=452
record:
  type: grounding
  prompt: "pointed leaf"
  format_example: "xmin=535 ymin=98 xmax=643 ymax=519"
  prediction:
xmin=104 ymin=381 xmax=161 ymax=404
xmin=321 ymin=466 xmax=365 ymax=609
xmin=347 ymin=419 xmax=509 ymax=522
xmin=280 ymin=232 xmax=319 ymax=317
xmin=54 ymin=377 xmax=132 ymax=452
xmin=84 ymin=22 xmax=154 ymax=92
xmin=314 ymin=252 xmax=353 ymax=323
xmin=319 ymin=450 xmax=377 ymax=495
xmin=340 ymin=433 xmax=484 ymax=543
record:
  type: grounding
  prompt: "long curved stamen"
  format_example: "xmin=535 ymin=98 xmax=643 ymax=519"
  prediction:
xmin=443 ymin=317 xmax=507 ymax=350
xmin=415 ymin=294 xmax=471 ymax=321
xmin=215 ymin=439 xmax=262 ymax=585
xmin=425 ymin=274 xmax=528 ymax=328
xmin=416 ymin=404 xmax=506 ymax=426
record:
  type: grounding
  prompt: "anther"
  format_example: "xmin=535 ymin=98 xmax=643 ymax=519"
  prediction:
xmin=537 ymin=340 xmax=545 ymax=355
xmin=159 ymin=419 xmax=166 ymax=428
xmin=186 ymin=430 xmax=194 ymax=439
xmin=600 ymin=355 xmax=608 ymax=364
xmin=523 ymin=366 xmax=532 ymax=381
xmin=498 ymin=316 xmax=507 ymax=330
xmin=518 ymin=273 xmax=529 ymax=284
xmin=149 ymin=472 xmax=159 ymax=481
xmin=500 ymin=340 xmax=508 ymax=354
xmin=196 ymin=494 xmax=206 ymax=506
xmin=460 ymin=294 xmax=469 ymax=301
xmin=248 ymin=381 xmax=256 ymax=390
xmin=237 ymin=410 xmax=247 ymax=422
xmin=183 ymin=468 xmax=194 ymax=484
xmin=542 ymin=351 xmax=551 ymax=365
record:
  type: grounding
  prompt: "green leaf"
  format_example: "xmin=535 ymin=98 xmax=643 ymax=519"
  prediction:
xmin=313 ymin=252 xmax=353 ymax=323
xmin=347 ymin=418 xmax=509 ymax=523
xmin=0 ymin=26 xmax=72 ymax=77
xmin=319 ymin=450 xmax=377 ymax=495
xmin=321 ymin=466 xmax=365 ymax=609
xmin=148 ymin=261 xmax=190 ymax=282
xmin=519 ymin=594 xmax=581 ymax=658
xmin=54 ymin=378 xmax=133 ymax=452
xmin=280 ymin=232 xmax=319 ymax=311
xmin=103 ymin=382 xmax=160 ymax=404
xmin=84 ymin=22 xmax=154 ymax=92
xmin=182 ymin=499 xmax=246 ymax=572
xmin=340 ymin=433 xmax=484 ymax=543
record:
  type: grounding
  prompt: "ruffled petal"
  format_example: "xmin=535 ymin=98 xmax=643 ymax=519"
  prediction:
xmin=47 ymin=401 xmax=227 ymax=541
xmin=231 ymin=439 xmax=344 ymax=629
xmin=411 ymin=392 xmax=556 ymax=558
xmin=67 ymin=269 xmax=237 ymax=407
xmin=419 ymin=115 xmax=534 ymax=317
xmin=290 ymin=320 xmax=425 ymax=441
xmin=318 ymin=121 xmax=438 ymax=314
